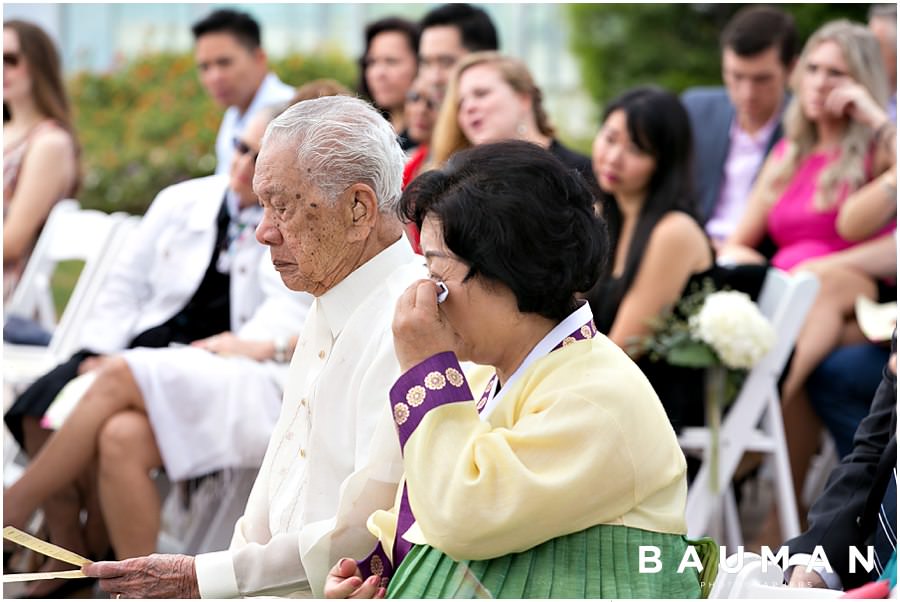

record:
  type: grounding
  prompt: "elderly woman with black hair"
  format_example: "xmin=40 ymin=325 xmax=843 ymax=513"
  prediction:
xmin=324 ymin=141 xmax=701 ymax=599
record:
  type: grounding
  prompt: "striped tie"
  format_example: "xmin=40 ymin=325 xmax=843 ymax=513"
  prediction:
xmin=874 ymin=467 xmax=897 ymax=577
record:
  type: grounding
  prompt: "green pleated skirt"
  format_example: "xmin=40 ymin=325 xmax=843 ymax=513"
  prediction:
xmin=387 ymin=524 xmax=702 ymax=599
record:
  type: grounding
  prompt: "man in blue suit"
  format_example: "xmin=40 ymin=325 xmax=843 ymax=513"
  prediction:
xmin=682 ymin=6 xmax=797 ymax=245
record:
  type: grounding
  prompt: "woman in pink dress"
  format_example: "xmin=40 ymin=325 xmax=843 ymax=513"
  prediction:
xmin=3 ymin=19 xmax=79 ymax=299
xmin=721 ymin=20 xmax=895 ymax=504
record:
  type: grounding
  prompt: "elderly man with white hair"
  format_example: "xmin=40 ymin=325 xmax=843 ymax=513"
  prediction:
xmin=84 ymin=96 xmax=425 ymax=598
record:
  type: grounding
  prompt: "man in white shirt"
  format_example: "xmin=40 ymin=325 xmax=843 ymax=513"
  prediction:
xmin=191 ymin=9 xmax=295 ymax=174
xmin=681 ymin=6 xmax=797 ymax=245
xmin=84 ymin=96 xmax=425 ymax=598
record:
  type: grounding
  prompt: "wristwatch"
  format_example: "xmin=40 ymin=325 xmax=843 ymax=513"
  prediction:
xmin=273 ymin=336 xmax=289 ymax=363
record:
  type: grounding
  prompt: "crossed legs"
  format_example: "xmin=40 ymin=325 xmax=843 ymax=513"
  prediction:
xmin=4 ymin=356 xmax=163 ymax=559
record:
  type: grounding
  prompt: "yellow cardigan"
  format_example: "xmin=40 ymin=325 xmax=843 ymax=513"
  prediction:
xmin=369 ymin=333 xmax=688 ymax=563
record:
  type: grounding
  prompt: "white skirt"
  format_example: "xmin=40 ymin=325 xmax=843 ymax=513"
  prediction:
xmin=122 ymin=346 xmax=284 ymax=481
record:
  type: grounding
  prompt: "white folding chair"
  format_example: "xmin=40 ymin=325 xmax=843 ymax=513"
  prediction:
xmin=157 ymin=467 xmax=258 ymax=555
xmin=709 ymin=552 xmax=842 ymax=598
xmin=5 ymin=199 xmax=80 ymax=330
xmin=679 ymin=269 xmax=820 ymax=548
xmin=3 ymin=211 xmax=139 ymax=391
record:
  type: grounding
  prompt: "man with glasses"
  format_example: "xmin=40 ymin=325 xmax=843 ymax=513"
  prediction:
xmin=400 ymin=4 xmax=499 ymax=253
xmin=417 ymin=3 xmax=499 ymax=100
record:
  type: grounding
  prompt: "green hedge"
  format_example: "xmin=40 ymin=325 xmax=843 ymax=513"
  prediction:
xmin=568 ymin=4 xmax=870 ymax=108
xmin=71 ymin=50 xmax=356 ymax=215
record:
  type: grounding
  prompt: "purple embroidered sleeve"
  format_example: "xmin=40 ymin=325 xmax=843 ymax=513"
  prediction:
xmin=389 ymin=351 xmax=473 ymax=450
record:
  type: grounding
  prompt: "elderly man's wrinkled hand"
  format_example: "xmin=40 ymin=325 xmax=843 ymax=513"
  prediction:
xmin=83 ymin=554 xmax=200 ymax=599
xmin=393 ymin=279 xmax=461 ymax=371
xmin=324 ymin=558 xmax=385 ymax=599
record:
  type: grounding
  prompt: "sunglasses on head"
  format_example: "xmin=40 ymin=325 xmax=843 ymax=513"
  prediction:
xmin=405 ymin=91 xmax=438 ymax=111
xmin=232 ymin=137 xmax=259 ymax=162
xmin=3 ymin=52 xmax=20 ymax=67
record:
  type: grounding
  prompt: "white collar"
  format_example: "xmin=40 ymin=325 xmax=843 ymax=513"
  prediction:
xmin=482 ymin=301 xmax=594 ymax=418
xmin=317 ymin=237 xmax=416 ymax=340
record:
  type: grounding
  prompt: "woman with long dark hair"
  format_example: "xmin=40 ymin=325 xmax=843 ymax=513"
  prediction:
xmin=3 ymin=19 xmax=79 ymax=299
xmin=584 ymin=86 xmax=714 ymax=431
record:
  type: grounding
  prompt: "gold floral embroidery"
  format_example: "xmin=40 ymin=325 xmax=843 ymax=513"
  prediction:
xmin=424 ymin=371 xmax=446 ymax=390
xmin=580 ymin=325 xmax=592 ymax=339
xmin=406 ymin=385 xmax=426 ymax=407
xmin=394 ymin=403 xmax=410 ymax=425
xmin=562 ymin=336 xmax=577 ymax=346
xmin=445 ymin=367 xmax=464 ymax=387
xmin=370 ymin=555 xmax=384 ymax=576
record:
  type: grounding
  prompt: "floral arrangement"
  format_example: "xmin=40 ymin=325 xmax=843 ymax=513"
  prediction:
xmin=639 ymin=279 xmax=774 ymax=374
xmin=637 ymin=279 xmax=775 ymax=492
xmin=689 ymin=290 xmax=775 ymax=370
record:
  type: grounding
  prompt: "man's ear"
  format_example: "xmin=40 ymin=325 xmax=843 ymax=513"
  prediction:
xmin=346 ymin=183 xmax=379 ymax=241
xmin=253 ymin=47 xmax=267 ymax=65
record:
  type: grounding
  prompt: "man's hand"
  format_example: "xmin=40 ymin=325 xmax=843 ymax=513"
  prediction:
xmin=324 ymin=558 xmax=384 ymax=599
xmin=787 ymin=565 xmax=827 ymax=588
xmin=392 ymin=279 xmax=462 ymax=372
xmin=83 ymin=554 xmax=200 ymax=599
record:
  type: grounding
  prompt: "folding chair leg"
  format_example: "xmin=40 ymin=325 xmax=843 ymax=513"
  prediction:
xmin=723 ymin=488 xmax=742 ymax=551
xmin=764 ymin=393 xmax=800 ymax=540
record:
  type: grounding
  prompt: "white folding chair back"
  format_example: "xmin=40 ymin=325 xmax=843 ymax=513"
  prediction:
xmin=5 ymin=199 xmax=80 ymax=329
xmin=679 ymin=269 xmax=820 ymax=546
xmin=709 ymin=552 xmax=842 ymax=598
xmin=3 ymin=211 xmax=138 ymax=388
xmin=47 ymin=214 xmax=140 ymax=360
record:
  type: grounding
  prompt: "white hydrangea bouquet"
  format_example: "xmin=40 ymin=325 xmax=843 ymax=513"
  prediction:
xmin=689 ymin=290 xmax=775 ymax=369
xmin=637 ymin=279 xmax=775 ymax=492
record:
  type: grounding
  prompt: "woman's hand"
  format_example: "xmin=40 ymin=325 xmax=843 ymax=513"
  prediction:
xmin=78 ymin=354 xmax=109 ymax=375
xmin=191 ymin=331 xmax=272 ymax=361
xmin=715 ymin=243 xmax=767 ymax=267
xmin=392 ymin=279 xmax=461 ymax=372
xmin=825 ymin=81 xmax=888 ymax=129
xmin=324 ymin=558 xmax=385 ymax=599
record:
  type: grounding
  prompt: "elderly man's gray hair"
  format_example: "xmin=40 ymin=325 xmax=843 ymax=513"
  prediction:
xmin=261 ymin=95 xmax=407 ymax=213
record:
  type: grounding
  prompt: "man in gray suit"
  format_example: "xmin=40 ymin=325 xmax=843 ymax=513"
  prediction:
xmin=682 ymin=6 xmax=797 ymax=246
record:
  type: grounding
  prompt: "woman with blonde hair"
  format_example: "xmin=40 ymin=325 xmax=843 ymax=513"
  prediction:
xmin=429 ymin=51 xmax=591 ymax=180
xmin=3 ymin=19 xmax=79 ymax=299
xmin=398 ymin=51 xmax=592 ymax=252
xmin=720 ymin=19 xmax=895 ymax=502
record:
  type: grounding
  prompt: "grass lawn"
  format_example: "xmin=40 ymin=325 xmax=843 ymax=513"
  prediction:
xmin=51 ymin=260 xmax=84 ymax=318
